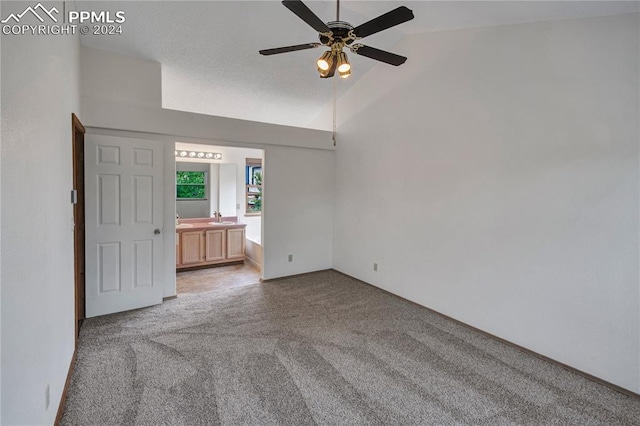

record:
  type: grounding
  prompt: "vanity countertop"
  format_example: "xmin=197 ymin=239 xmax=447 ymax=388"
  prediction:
xmin=176 ymin=217 xmax=246 ymax=232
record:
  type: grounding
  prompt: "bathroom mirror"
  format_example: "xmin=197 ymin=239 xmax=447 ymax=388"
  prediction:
xmin=176 ymin=161 xmax=237 ymax=218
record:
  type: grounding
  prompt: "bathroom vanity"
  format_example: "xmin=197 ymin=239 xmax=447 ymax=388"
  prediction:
xmin=176 ymin=218 xmax=246 ymax=269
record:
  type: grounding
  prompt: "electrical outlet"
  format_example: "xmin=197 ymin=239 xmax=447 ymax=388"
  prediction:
xmin=288 ymin=254 xmax=293 ymax=262
xmin=373 ymin=263 xmax=378 ymax=272
xmin=45 ymin=384 xmax=50 ymax=410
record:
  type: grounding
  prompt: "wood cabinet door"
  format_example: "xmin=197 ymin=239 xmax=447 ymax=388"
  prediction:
xmin=227 ymin=228 xmax=246 ymax=260
xmin=181 ymin=231 xmax=205 ymax=265
xmin=205 ymin=229 xmax=226 ymax=262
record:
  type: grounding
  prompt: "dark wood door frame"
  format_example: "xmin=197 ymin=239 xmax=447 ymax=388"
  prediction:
xmin=72 ymin=113 xmax=86 ymax=341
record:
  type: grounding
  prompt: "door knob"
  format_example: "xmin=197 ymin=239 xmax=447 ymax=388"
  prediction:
xmin=154 ymin=229 xmax=161 ymax=235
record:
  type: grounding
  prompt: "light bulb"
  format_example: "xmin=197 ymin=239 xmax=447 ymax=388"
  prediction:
xmin=337 ymin=52 xmax=350 ymax=73
xmin=188 ymin=152 xmax=196 ymax=158
xmin=197 ymin=152 xmax=205 ymax=158
xmin=316 ymin=51 xmax=333 ymax=71
xmin=339 ymin=68 xmax=351 ymax=79
xmin=180 ymin=151 xmax=187 ymax=157
xmin=205 ymin=153 xmax=213 ymax=159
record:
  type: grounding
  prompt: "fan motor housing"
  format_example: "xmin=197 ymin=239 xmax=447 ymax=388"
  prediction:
xmin=320 ymin=21 xmax=355 ymax=45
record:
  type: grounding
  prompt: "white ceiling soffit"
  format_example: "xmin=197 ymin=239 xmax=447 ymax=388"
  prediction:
xmin=77 ymin=1 xmax=639 ymax=130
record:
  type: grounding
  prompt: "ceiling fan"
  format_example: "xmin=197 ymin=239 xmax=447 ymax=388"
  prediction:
xmin=259 ymin=0 xmax=415 ymax=79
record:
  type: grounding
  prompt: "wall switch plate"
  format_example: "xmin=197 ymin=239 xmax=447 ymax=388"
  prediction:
xmin=288 ymin=254 xmax=293 ymax=262
xmin=373 ymin=263 xmax=378 ymax=272
xmin=45 ymin=384 xmax=50 ymax=410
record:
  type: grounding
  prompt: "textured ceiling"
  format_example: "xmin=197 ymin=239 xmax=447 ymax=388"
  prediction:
xmin=78 ymin=1 xmax=639 ymax=130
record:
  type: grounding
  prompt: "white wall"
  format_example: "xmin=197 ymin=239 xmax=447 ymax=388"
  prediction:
xmin=263 ymin=146 xmax=334 ymax=280
xmin=218 ymin=164 xmax=237 ymax=217
xmin=82 ymin=97 xmax=334 ymax=151
xmin=1 ymin=19 xmax=81 ymax=426
xmin=81 ymin=47 xmax=161 ymax=108
xmin=333 ymin=13 xmax=640 ymax=393
xmin=209 ymin=163 xmax=220 ymax=216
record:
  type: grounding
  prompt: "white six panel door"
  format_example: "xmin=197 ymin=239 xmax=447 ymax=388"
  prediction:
xmin=85 ymin=135 xmax=164 ymax=318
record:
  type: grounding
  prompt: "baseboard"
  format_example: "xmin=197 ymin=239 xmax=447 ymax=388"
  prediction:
xmin=261 ymin=268 xmax=332 ymax=283
xmin=331 ymin=269 xmax=640 ymax=400
xmin=245 ymin=256 xmax=262 ymax=271
xmin=54 ymin=349 xmax=77 ymax=426
xmin=176 ymin=260 xmax=244 ymax=272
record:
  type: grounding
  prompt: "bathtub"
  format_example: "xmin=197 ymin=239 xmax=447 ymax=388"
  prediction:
xmin=245 ymin=235 xmax=262 ymax=270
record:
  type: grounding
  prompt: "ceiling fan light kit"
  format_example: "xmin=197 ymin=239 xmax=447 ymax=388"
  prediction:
xmin=259 ymin=0 xmax=414 ymax=79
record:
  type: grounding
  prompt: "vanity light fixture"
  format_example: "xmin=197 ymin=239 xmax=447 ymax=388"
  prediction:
xmin=175 ymin=150 xmax=223 ymax=161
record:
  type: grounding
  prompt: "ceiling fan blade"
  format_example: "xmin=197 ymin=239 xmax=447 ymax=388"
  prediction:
xmin=259 ymin=43 xmax=321 ymax=55
xmin=353 ymin=6 xmax=414 ymax=38
xmin=282 ymin=0 xmax=331 ymax=34
xmin=353 ymin=45 xmax=407 ymax=66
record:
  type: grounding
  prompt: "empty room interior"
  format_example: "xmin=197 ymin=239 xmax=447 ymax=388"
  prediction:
xmin=1 ymin=0 xmax=639 ymax=424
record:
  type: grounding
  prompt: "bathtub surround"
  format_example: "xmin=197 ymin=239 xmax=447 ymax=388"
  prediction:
xmin=245 ymin=235 xmax=263 ymax=270
xmin=60 ymin=270 xmax=640 ymax=425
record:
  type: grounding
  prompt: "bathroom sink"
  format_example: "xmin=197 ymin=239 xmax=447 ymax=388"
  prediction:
xmin=176 ymin=223 xmax=194 ymax=228
xmin=208 ymin=221 xmax=235 ymax=225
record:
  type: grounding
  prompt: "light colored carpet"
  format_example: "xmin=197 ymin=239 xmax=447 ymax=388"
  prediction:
xmin=61 ymin=270 xmax=640 ymax=425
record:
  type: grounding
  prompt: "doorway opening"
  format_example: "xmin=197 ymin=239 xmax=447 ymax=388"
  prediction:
xmin=174 ymin=142 xmax=264 ymax=295
xmin=71 ymin=113 xmax=86 ymax=340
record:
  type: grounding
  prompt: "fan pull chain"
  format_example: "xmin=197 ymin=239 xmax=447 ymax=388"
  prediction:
xmin=332 ymin=73 xmax=337 ymax=146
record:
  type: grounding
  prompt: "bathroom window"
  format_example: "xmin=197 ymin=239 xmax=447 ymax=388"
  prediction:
xmin=176 ymin=171 xmax=207 ymax=200
xmin=246 ymin=158 xmax=262 ymax=215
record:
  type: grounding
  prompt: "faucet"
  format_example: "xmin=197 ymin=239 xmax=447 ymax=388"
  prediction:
xmin=176 ymin=214 xmax=180 ymax=226
xmin=213 ymin=211 xmax=222 ymax=223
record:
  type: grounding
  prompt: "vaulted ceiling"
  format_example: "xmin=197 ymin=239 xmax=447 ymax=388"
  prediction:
xmin=78 ymin=1 xmax=639 ymax=130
